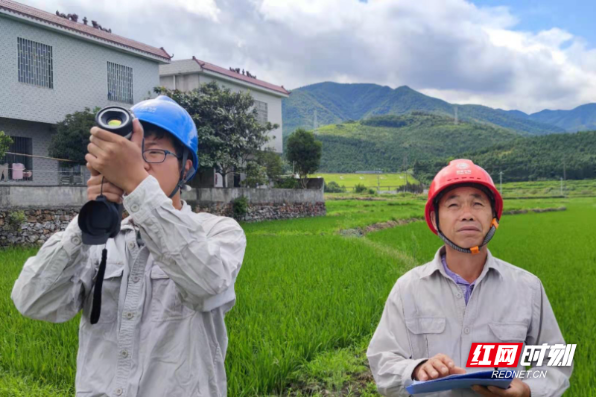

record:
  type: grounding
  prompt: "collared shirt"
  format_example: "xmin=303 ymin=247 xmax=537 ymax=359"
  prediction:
xmin=12 ymin=175 xmax=247 ymax=397
xmin=441 ymin=254 xmax=475 ymax=305
xmin=367 ymin=246 xmax=572 ymax=397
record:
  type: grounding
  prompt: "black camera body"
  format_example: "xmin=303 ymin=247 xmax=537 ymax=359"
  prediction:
xmin=78 ymin=106 xmax=134 ymax=245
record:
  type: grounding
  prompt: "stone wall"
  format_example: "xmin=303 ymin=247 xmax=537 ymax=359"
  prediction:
xmin=196 ymin=201 xmax=326 ymax=222
xmin=0 ymin=208 xmax=79 ymax=246
xmin=0 ymin=185 xmax=326 ymax=246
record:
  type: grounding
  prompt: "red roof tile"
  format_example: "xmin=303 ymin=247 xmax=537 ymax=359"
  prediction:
xmin=193 ymin=57 xmax=289 ymax=96
xmin=0 ymin=0 xmax=170 ymax=61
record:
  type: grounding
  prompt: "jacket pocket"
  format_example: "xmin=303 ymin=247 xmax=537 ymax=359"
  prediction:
xmin=149 ymin=264 xmax=194 ymax=322
xmin=405 ymin=316 xmax=446 ymax=358
xmin=489 ymin=322 xmax=528 ymax=343
xmin=84 ymin=264 xmax=123 ymax=324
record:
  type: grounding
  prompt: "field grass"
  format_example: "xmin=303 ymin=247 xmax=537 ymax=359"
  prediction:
xmin=308 ymin=173 xmax=418 ymax=189
xmin=500 ymin=179 xmax=596 ymax=198
xmin=0 ymin=194 xmax=592 ymax=396
xmin=311 ymin=172 xmax=596 ymax=198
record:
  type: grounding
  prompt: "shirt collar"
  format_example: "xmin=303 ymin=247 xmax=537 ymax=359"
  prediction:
xmin=441 ymin=254 xmax=475 ymax=286
xmin=420 ymin=246 xmax=501 ymax=281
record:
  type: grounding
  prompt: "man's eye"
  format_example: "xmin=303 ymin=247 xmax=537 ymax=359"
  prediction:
xmin=448 ymin=204 xmax=457 ymax=208
xmin=149 ymin=150 xmax=162 ymax=155
xmin=474 ymin=202 xmax=483 ymax=206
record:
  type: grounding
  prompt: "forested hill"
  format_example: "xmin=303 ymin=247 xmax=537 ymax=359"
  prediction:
xmin=413 ymin=130 xmax=596 ymax=182
xmin=315 ymin=113 xmax=518 ymax=173
xmin=283 ymin=82 xmax=566 ymax=137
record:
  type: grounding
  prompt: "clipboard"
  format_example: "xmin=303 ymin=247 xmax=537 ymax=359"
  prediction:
xmin=405 ymin=369 xmax=514 ymax=395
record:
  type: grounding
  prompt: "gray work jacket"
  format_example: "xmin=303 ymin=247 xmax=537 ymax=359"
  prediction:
xmin=367 ymin=247 xmax=572 ymax=397
xmin=12 ymin=175 xmax=247 ymax=397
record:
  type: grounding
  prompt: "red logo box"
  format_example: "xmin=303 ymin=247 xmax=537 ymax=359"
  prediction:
xmin=466 ymin=343 xmax=524 ymax=368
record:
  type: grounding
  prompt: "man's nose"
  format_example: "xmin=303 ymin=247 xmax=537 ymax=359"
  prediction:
xmin=461 ymin=208 xmax=475 ymax=221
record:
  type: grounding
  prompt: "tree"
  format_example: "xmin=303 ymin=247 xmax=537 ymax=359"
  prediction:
xmin=0 ymin=131 xmax=13 ymax=159
xmin=254 ymin=148 xmax=284 ymax=182
xmin=155 ymin=82 xmax=279 ymax=187
xmin=48 ymin=107 xmax=99 ymax=165
xmin=285 ymin=128 xmax=322 ymax=188
xmin=242 ymin=162 xmax=268 ymax=188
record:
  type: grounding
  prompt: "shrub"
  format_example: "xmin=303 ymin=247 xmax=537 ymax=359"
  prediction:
xmin=325 ymin=181 xmax=346 ymax=193
xmin=354 ymin=183 xmax=367 ymax=193
xmin=274 ymin=177 xmax=300 ymax=189
xmin=8 ymin=210 xmax=26 ymax=231
xmin=231 ymin=196 xmax=249 ymax=220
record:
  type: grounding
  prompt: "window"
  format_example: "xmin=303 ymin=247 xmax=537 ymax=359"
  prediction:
xmin=107 ymin=62 xmax=133 ymax=104
xmin=254 ymin=100 xmax=268 ymax=125
xmin=0 ymin=137 xmax=33 ymax=181
xmin=17 ymin=38 xmax=53 ymax=89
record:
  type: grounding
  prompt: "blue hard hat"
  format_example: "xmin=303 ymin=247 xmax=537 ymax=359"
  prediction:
xmin=131 ymin=95 xmax=199 ymax=180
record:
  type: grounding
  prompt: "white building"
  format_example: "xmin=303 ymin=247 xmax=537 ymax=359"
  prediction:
xmin=0 ymin=0 xmax=170 ymax=185
xmin=159 ymin=57 xmax=289 ymax=187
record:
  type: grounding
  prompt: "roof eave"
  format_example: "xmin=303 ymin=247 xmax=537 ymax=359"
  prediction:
xmin=0 ymin=8 xmax=170 ymax=63
xmin=202 ymin=69 xmax=290 ymax=97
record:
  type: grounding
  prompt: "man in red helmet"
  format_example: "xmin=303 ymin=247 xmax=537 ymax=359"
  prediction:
xmin=367 ymin=159 xmax=572 ymax=396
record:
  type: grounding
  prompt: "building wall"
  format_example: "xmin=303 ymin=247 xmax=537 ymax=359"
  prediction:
xmin=0 ymin=117 xmax=59 ymax=185
xmin=0 ymin=15 xmax=161 ymax=125
xmin=159 ymin=73 xmax=284 ymax=154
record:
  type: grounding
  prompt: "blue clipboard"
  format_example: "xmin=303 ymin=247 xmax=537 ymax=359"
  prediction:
xmin=406 ymin=369 xmax=514 ymax=395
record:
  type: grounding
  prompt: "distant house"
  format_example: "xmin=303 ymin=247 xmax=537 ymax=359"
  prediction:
xmin=0 ymin=0 xmax=170 ymax=185
xmin=159 ymin=57 xmax=289 ymax=187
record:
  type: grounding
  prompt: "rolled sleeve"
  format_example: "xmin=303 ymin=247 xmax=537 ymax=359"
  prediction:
xmin=123 ymin=175 xmax=168 ymax=223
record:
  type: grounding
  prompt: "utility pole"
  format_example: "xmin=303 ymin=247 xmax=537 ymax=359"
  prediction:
xmin=499 ymin=171 xmax=503 ymax=193
xmin=403 ymin=153 xmax=409 ymax=191
xmin=377 ymin=173 xmax=380 ymax=194
xmin=560 ymin=177 xmax=563 ymax=196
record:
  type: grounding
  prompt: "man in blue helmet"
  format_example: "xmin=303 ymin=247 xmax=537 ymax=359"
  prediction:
xmin=12 ymin=96 xmax=247 ymax=397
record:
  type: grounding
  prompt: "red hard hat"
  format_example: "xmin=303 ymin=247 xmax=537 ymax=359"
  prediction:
xmin=425 ymin=159 xmax=503 ymax=235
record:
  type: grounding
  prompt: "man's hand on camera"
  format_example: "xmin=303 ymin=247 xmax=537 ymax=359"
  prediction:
xmin=413 ymin=353 xmax=466 ymax=381
xmin=85 ymin=118 xmax=148 ymax=194
xmin=86 ymin=170 xmax=124 ymax=204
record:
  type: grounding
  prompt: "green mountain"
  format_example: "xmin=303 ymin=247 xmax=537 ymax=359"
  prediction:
xmin=283 ymin=82 xmax=566 ymax=136
xmin=526 ymin=104 xmax=596 ymax=132
xmin=316 ymin=113 xmax=518 ymax=173
xmin=414 ymin=130 xmax=596 ymax=182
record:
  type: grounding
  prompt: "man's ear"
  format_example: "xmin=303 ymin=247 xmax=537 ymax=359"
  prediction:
xmin=183 ymin=159 xmax=192 ymax=180
xmin=430 ymin=210 xmax=438 ymax=231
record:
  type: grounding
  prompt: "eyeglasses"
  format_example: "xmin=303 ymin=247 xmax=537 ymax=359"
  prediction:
xmin=142 ymin=149 xmax=180 ymax=164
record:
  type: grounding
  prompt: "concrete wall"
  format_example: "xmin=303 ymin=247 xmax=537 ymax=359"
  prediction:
xmin=0 ymin=15 xmax=161 ymax=125
xmin=0 ymin=185 xmax=88 ymax=208
xmin=184 ymin=187 xmax=323 ymax=205
xmin=0 ymin=185 xmax=323 ymax=209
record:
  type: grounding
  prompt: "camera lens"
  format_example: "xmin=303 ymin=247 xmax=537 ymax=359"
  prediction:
xmin=95 ymin=106 xmax=133 ymax=138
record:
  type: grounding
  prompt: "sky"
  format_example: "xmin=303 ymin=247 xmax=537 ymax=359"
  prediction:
xmin=21 ymin=0 xmax=596 ymax=114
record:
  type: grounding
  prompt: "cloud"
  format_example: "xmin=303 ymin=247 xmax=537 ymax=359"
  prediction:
xmin=22 ymin=0 xmax=596 ymax=113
